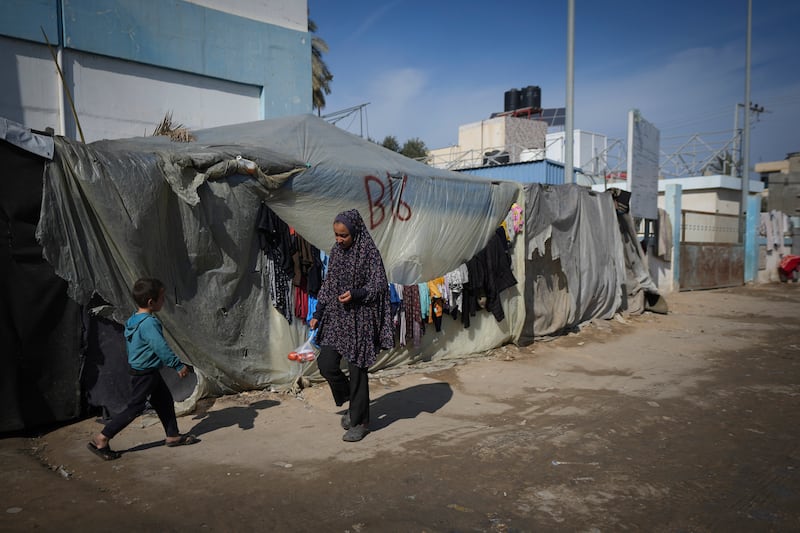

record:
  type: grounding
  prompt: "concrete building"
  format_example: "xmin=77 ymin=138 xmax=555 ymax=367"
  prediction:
xmin=593 ymin=176 xmax=767 ymax=290
xmin=428 ymin=116 xmax=547 ymax=170
xmin=0 ymin=0 xmax=311 ymax=142
xmin=593 ymin=175 xmax=764 ymax=244
xmin=756 ymin=152 xmax=800 ymax=218
xmin=457 ymin=158 xmax=576 ymax=186
xmin=756 ymin=152 xmax=800 ymax=255
xmin=546 ymin=129 xmax=608 ymax=181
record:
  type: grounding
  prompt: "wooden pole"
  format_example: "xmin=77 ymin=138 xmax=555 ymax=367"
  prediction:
xmin=41 ymin=26 xmax=85 ymax=143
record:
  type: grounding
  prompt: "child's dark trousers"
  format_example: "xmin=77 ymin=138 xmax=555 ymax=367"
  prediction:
xmin=101 ymin=369 xmax=179 ymax=439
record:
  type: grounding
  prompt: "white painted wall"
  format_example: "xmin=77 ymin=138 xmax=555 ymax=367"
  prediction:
xmin=546 ymin=129 xmax=607 ymax=173
xmin=68 ymin=50 xmax=261 ymax=141
xmin=183 ymin=0 xmax=306 ymax=31
xmin=1 ymin=37 xmax=261 ymax=141
xmin=0 ymin=36 xmax=61 ymax=133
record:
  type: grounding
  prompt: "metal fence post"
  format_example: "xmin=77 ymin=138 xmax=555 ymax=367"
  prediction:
xmin=665 ymin=183 xmax=682 ymax=291
xmin=745 ymin=194 xmax=759 ymax=283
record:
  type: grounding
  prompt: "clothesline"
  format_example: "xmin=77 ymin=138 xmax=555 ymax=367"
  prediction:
xmin=258 ymin=202 xmax=524 ymax=345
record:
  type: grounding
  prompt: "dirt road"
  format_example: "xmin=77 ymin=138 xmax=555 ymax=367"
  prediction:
xmin=2 ymin=283 xmax=800 ymax=532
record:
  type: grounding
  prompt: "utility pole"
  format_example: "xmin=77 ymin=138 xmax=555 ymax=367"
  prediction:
xmin=740 ymin=0 xmax=752 ymax=243
xmin=565 ymin=0 xmax=575 ymax=184
xmin=733 ymin=102 xmax=743 ymax=177
xmin=734 ymin=101 xmax=765 ymax=178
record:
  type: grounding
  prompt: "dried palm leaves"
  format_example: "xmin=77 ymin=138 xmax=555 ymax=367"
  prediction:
xmin=152 ymin=112 xmax=195 ymax=142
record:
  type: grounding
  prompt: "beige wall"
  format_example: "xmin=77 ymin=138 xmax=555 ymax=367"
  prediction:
xmin=458 ymin=116 xmax=546 ymax=153
xmin=429 ymin=116 xmax=546 ymax=169
xmin=458 ymin=118 xmax=504 ymax=153
xmin=657 ymin=189 xmax=742 ymax=216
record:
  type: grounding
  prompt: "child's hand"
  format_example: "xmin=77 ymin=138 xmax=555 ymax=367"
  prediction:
xmin=178 ymin=366 xmax=189 ymax=378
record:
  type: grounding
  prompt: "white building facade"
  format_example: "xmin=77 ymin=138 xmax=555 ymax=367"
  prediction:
xmin=0 ymin=0 xmax=311 ymax=142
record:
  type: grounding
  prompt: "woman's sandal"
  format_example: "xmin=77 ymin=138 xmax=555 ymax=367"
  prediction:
xmin=87 ymin=442 xmax=121 ymax=461
xmin=165 ymin=434 xmax=199 ymax=447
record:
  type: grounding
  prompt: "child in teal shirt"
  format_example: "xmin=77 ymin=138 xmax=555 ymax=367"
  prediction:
xmin=88 ymin=278 xmax=197 ymax=460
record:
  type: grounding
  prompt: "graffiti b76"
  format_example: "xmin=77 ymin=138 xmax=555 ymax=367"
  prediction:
xmin=364 ymin=173 xmax=412 ymax=230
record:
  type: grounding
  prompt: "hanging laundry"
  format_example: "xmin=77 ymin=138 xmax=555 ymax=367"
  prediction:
xmin=294 ymin=283 xmax=309 ymax=322
xmin=307 ymin=248 xmax=323 ymax=297
xmin=417 ymin=282 xmax=430 ymax=321
xmin=427 ymin=277 xmax=446 ymax=331
xmin=502 ymin=202 xmax=524 ymax=244
xmin=307 ymin=295 xmax=318 ymax=324
xmin=319 ymin=249 xmax=329 ymax=278
xmin=476 ymin=227 xmax=517 ymax=322
xmin=444 ymin=265 xmax=467 ymax=320
xmin=430 ymin=298 xmax=444 ymax=332
xmin=463 ymin=256 xmax=482 ymax=328
xmin=441 ymin=274 xmax=451 ymax=310
xmin=500 ymin=219 xmax=512 ymax=242
xmin=427 ymin=277 xmax=445 ymax=300
xmin=394 ymin=283 xmax=406 ymax=346
xmin=256 ymin=203 xmax=294 ymax=274
xmin=256 ymin=202 xmax=296 ymax=322
xmin=402 ymin=284 xmax=423 ymax=347
xmin=389 ymin=283 xmax=401 ymax=328
xmin=266 ymin=247 xmax=293 ymax=323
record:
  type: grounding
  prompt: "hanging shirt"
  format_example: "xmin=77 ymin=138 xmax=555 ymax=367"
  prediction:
xmin=417 ymin=282 xmax=430 ymax=320
xmin=402 ymin=284 xmax=423 ymax=347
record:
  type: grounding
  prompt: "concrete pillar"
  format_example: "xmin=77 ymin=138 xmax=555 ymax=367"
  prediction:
xmin=665 ymin=183 xmax=682 ymax=291
xmin=745 ymin=194 xmax=760 ymax=283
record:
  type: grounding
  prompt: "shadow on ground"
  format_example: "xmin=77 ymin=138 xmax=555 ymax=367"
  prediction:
xmin=186 ymin=399 xmax=280 ymax=436
xmin=365 ymin=382 xmax=453 ymax=431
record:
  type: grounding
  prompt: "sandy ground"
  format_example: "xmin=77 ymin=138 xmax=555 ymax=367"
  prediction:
xmin=2 ymin=282 xmax=800 ymax=532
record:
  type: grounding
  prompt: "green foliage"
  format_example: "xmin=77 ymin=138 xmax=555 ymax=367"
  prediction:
xmin=381 ymin=135 xmax=400 ymax=152
xmin=379 ymin=135 xmax=429 ymax=162
xmin=400 ymin=137 xmax=429 ymax=161
xmin=309 ymin=15 xmax=333 ymax=113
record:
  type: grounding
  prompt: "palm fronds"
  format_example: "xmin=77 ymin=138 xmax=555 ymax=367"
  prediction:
xmin=152 ymin=112 xmax=195 ymax=142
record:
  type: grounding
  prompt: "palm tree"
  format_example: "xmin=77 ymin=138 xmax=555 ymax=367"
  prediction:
xmin=309 ymin=15 xmax=333 ymax=114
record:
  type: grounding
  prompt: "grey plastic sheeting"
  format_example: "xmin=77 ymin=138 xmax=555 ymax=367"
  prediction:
xmin=523 ymin=184 xmax=625 ymax=339
xmin=0 ymin=117 xmax=54 ymax=159
xmin=36 ymin=114 xmax=655 ymax=407
xmin=37 ymin=115 xmax=531 ymax=403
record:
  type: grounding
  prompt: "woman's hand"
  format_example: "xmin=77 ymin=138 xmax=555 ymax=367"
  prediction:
xmin=309 ymin=318 xmax=318 ymax=330
xmin=177 ymin=366 xmax=189 ymax=378
xmin=337 ymin=290 xmax=352 ymax=303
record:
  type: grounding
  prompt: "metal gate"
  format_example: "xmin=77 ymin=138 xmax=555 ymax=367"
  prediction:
xmin=678 ymin=210 xmax=744 ymax=290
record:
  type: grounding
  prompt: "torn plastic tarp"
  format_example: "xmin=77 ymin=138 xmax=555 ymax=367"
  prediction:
xmin=37 ymin=115 xmax=524 ymax=399
xmin=520 ymin=183 xmax=626 ymax=341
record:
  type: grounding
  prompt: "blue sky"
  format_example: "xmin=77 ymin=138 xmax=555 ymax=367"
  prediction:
xmin=308 ymin=0 xmax=800 ymax=174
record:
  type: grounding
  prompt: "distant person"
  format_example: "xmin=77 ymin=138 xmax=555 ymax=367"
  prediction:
xmin=88 ymin=278 xmax=198 ymax=460
xmin=309 ymin=209 xmax=395 ymax=442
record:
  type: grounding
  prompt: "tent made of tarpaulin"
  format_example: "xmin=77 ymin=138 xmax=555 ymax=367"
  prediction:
xmin=2 ymin=114 xmax=659 ymax=431
xmin=36 ymin=115 xmax=525 ymax=408
xmin=517 ymin=183 xmax=659 ymax=345
xmin=1 ymin=119 xmax=85 ymax=431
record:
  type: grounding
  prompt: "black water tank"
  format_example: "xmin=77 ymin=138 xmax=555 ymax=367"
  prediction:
xmin=520 ymin=85 xmax=541 ymax=110
xmin=504 ymin=89 xmax=520 ymax=112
